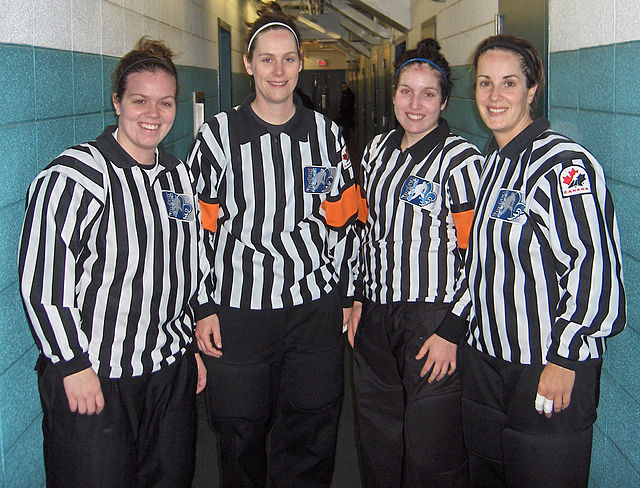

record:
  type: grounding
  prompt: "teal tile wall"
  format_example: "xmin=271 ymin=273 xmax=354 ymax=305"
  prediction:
xmin=549 ymin=40 xmax=640 ymax=486
xmin=35 ymin=48 xmax=74 ymax=120
xmin=231 ymin=71 xmax=253 ymax=108
xmin=0 ymin=44 xmax=35 ymax=126
xmin=615 ymin=42 xmax=640 ymax=115
xmin=0 ymin=41 xmax=221 ymax=487
xmin=578 ymin=45 xmax=616 ymax=113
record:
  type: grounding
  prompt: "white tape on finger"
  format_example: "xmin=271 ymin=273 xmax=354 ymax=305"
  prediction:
xmin=543 ymin=398 xmax=554 ymax=414
xmin=535 ymin=393 xmax=545 ymax=411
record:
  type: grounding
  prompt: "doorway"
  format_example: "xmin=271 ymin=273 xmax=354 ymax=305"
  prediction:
xmin=499 ymin=0 xmax=548 ymax=117
xmin=218 ymin=20 xmax=232 ymax=111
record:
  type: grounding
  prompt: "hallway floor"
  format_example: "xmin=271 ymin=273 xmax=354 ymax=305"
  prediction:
xmin=192 ymin=341 xmax=363 ymax=487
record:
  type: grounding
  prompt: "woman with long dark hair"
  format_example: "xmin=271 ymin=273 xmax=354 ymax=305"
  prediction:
xmin=452 ymin=34 xmax=626 ymax=487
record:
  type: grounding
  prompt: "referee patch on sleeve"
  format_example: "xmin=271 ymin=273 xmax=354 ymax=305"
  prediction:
xmin=560 ymin=165 xmax=591 ymax=197
xmin=162 ymin=191 xmax=195 ymax=221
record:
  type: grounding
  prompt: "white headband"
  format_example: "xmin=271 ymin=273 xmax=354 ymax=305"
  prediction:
xmin=247 ymin=21 xmax=299 ymax=52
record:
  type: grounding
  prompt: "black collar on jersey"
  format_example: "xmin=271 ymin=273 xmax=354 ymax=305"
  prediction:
xmin=388 ymin=118 xmax=450 ymax=161
xmin=95 ymin=125 xmax=180 ymax=170
xmin=489 ymin=118 xmax=550 ymax=159
xmin=234 ymin=93 xmax=314 ymax=144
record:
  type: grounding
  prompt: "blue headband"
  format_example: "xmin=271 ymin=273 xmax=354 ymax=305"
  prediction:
xmin=395 ymin=58 xmax=447 ymax=82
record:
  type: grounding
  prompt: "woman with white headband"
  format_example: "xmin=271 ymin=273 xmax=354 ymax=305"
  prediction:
xmin=187 ymin=2 xmax=359 ymax=486
xmin=348 ymin=38 xmax=482 ymax=487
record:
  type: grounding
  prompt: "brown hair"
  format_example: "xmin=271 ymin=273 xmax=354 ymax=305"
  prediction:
xmin=473 ymin=35 xmax=545 ymax=112
xmin=245 ymin=2 xmax=301 ymax=61
xmin=394 ymin=38 xmax=453 ymax=103
xmin=112 ymin=36 xmax=178 ymax=101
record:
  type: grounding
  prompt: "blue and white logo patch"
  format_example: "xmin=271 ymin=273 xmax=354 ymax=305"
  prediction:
xmin=304 ymin=166 xmax=336 ymax=194
xmin=162 ymin=191 xmax=195 ymax=221
xmin=560 ymin=165 xmax=591 ymax=197
xmin=399 ymin=176 xmax=439 ymax=207
xmin=490 ymin=189 xmax=526 ymax=224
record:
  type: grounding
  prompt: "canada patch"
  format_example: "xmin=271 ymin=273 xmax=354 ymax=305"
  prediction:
xmin=490 ymin=189 xmax=526 ymax=224
xmin=304 ymin=166 xmax=336 ymax=193
xmin=162 ymin=191 xmax=195 ymax=221
xmin=560 ymin=165 xmax=591 ymax=197
xmin=342 ymin=147 xmax=352 ymax=170
xmin=399 ymin=176 xmax=439 ymax=207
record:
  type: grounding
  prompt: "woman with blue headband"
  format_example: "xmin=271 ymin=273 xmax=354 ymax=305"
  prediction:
xmin=445 ymin=34 xmax=626 ymax=487
xmin=348 ymin=38 xmax=482 ymax=487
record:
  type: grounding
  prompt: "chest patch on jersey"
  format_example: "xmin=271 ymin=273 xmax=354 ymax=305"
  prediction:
xmin=304 ymin=166 xmax=336 ymax=193
xmin=162 ymin=191 xmax=195 ymax=221
xmin=399 ymin=176 xmax=439 ymax=208
xmin=490 ymin=189 xmax=526 ymax=224
xmin=560 ymin=165 xmax=591 ymax=197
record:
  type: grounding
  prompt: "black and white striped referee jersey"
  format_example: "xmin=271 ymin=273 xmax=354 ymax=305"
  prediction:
xmin=19 ymin=126 xmax=214 ymax=379
xmin=357 ymin=120 xmax=482 ymax=315
xmin=187 ymin=95 xmax=360 ymax=311
xmin=451 ymin=118 xmax=625 ymax=367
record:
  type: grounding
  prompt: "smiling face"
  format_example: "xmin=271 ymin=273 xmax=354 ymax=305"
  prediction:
xmin=393 ymin=63 xmax=446 ymax=149
xmin=243 ymin=27 xmax=302 ymax=113
xmin=112 ymin=69 xmax=177 ymax=165
xmin=475 ymin=49 xmax=537 ymax=148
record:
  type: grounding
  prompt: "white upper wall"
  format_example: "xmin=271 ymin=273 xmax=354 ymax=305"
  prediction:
xmin=549 ymin=0 xmax=640 ymax=52
xmin=408 ymin=0 xmax=498 ymax=66
xmin=0 ymin=0 xmax=255 ymax=70
xmin=437 ymin=0 xmax=497 ymax=66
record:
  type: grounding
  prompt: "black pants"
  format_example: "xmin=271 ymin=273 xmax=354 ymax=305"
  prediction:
xmin=353 ymin=300 xmax=469 ymax=488
xmin=202 ymin=291 xmax=345 ymax=488
xmin=461 ymin=344 xmax=601 ymax=488
xmin=38 ymin=352 xmax=198 ymax=488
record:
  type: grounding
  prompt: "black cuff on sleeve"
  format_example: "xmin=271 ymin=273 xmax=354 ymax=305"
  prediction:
xmin=353 ymin=278 xmax=363 ymax=302
xmin=342 ymin=295 xmax=354 ymax=308
xmin=195 ymin=301 xmax=219 ymax=321
xmin=53 ymin=353 xmax=93 ymax=377
xmin=546 ymin=352 xmax=599 ymax=371
xmin=435 ymin=311 xmax=468 ymax=345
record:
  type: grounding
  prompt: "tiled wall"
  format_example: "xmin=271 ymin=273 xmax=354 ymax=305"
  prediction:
xmin=547 ymin=1 xmax=640 ymax=484
xmin=549 ymin=39 xmax=640 ymax=488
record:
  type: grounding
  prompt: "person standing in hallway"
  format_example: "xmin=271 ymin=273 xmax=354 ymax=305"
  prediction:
xmin=348 ymin=38 xmax=482 ymax=488
xmin=446 ymin=34 xmax=626 ymax=487
xmin=18 ymin=37 xmax=213 ymax=487
xmin=187 ymin=2 xmax=360 ymax=487
xmin=338 ymin=81 xmax=356 ymax=142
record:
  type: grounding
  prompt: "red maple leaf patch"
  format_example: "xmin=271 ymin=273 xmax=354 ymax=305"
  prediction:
xmin=562 ymin=168 xmax=578 ymax=185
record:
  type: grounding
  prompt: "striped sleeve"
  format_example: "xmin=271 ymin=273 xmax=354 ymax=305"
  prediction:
xmin=18 ymin=155 xmax=104 ymax=376
xmin=435 ymin=141 xmax=482 ymax=343
xmin=446 ymin=144 xmax=482 ymax=250
xmin=321 ymin=124 xmax=359 ymax=304
xmin=529 ymin=157 xmax=625 ymax=367
xmin=188 ymin=114 xmax=228 ymax=231
xmin=186 ymin=116 xmax=229 ymax=315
